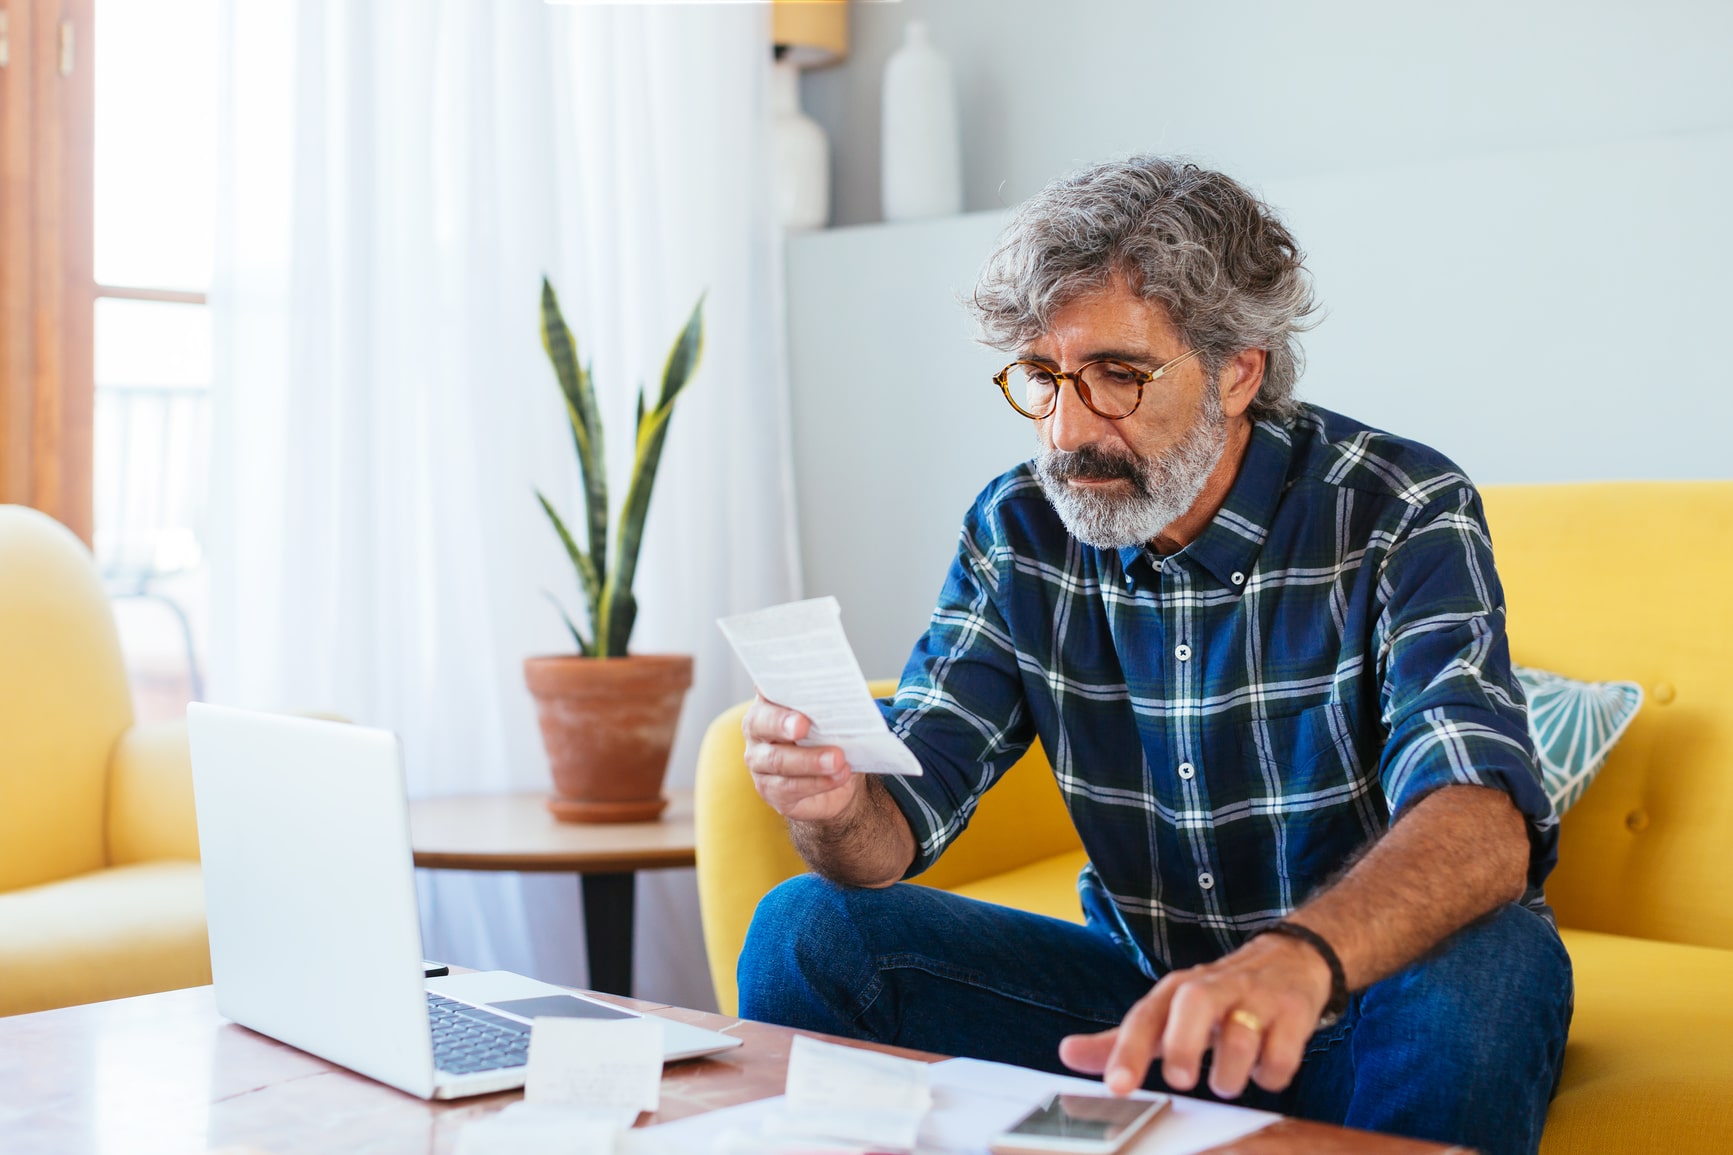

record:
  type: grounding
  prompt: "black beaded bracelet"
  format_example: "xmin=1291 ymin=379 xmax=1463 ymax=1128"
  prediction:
xmin=1253 ymin=920 xmax=1350 ymax=1026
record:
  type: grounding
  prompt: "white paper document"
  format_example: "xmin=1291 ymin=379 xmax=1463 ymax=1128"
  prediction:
xmin=766 ymin=1035 xmax=934 ymax=1150
xmin=718 ymin=597 xmax=922 ymax=776
xmin=640 ymin=1054 xmax=1278 ymax=1155
xmin=524 ymin=1017 xmax=665 ymax=1115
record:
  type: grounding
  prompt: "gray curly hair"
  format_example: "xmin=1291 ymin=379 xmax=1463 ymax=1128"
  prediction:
xmin=970 ymin=156 xmax=1318 ymax=423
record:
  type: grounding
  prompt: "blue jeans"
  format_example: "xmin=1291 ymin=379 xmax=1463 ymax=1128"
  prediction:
xmin=738 ymin=877 xmax=1573 ymax=1155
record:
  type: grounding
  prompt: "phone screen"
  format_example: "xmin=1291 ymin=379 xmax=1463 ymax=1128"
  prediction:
xmin=1007 ymin=1094 xmax=1159 ymax=1140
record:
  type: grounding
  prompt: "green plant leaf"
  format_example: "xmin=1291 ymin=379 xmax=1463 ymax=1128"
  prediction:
xmin=536 ymin=489 xmax=602 ymax=635
xmin=543 ymin=592 xmax=595 ymax=658
xmin=540 ymin=278 xmax=609 ymax=581
xmin=601 ymin=589 xmax=636 ymax=658
xmin=603 ymin=297 xmax=704 ymax=655
xmin=655 ymin=294 xmax=706 ymax=411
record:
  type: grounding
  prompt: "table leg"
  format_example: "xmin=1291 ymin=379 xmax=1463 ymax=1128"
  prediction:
xmin=581 ymin=871 xmax=636 ymax=997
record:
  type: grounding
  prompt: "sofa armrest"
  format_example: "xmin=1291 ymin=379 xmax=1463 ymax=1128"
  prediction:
xmin=106 ymin=720 xmax=200 ymax=865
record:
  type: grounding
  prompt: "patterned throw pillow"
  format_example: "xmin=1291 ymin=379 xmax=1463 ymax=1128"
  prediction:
xmin=1515 ymin=665 xmax=1644 ymax=816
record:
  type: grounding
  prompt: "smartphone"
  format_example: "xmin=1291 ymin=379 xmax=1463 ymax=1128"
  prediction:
xmin=988 ymin=1092 xmax=1170 ymax=1155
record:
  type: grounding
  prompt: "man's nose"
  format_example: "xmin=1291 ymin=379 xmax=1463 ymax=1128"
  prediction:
xmin=1044 ymin=378 xmax=1111 ymax=453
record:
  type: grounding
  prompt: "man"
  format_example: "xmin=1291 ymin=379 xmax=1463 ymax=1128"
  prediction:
xmin=737 ymin=157 xmax=1571 ymax=1155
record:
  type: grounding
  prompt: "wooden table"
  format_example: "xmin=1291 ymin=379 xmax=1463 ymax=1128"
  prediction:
xmin=0 ymin=985 xmax=1465 ymax=1155
xmin=408 ymin=789 xmax=696 ymax=998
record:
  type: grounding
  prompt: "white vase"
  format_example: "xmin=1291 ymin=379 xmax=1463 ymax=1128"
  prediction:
xmin=880 ymin=21 xmax=963 ymax=222
xmin=772 ymin=58 xmax=830 ymax=231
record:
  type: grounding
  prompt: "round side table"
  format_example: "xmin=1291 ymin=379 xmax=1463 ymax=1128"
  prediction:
xmin=408 ymin=788 xmax=696 ymax=997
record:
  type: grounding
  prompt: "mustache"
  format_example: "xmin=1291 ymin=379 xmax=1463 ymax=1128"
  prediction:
xmin=1039 ymin=444 xmax=1146 ymax=489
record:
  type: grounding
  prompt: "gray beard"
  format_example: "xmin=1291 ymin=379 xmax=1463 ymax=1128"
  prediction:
xmin=1034 ymin=394 xmax=1229 ymax=551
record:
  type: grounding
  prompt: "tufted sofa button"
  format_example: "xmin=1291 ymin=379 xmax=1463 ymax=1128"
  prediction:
xmin=1652 ymin=682 xmax=1676 ymax=705
xmin=1625 ymin=809 xmax=1650 ymax=832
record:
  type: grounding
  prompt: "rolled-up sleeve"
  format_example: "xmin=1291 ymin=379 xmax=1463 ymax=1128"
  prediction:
xmin=877 ymin=501 xmax=1035 ymax=877
xmin=1373 ymin=484 xmax=1558 ymax=889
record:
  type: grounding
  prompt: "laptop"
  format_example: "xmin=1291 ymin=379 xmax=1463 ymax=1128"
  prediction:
xmin=186 ymin=703 xmax=742 ymax=1100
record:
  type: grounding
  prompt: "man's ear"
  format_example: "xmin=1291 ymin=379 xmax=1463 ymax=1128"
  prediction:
xmin=1218 ymin=348 xmax=1267 ymax=419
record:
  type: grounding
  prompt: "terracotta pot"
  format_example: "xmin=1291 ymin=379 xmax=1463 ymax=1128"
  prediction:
xmin=524 ymin=653 xmax=694 ymax=823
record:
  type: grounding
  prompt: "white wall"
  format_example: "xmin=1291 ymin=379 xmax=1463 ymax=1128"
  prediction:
xmin=802 ymin=0 xmax=1733 ymax=228
xmin=785 ymin=1 xmax=1733 ymax=677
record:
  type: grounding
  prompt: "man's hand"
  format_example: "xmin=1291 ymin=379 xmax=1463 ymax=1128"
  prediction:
xmin=742 ymin=693 xmax=860 ymax=822
xmin=1058 ymin=933 xmax=1332 ymax=1100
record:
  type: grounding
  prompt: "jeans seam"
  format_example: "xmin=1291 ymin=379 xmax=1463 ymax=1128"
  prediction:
xmin=867 ymin=951 xmax=1126 ymax=1027
xmin=851 ymin=971 xmax=885 ymax=1024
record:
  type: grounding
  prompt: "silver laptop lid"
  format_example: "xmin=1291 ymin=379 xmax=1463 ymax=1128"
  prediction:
xmin=188 ymin=704 xmax=436 ymax=1099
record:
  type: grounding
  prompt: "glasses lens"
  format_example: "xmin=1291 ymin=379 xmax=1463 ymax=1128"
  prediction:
xmin=1076 ymin=361 xmax=1143 ymax=419
xmin=1006 ymin=363 xmax=1059 ymax=418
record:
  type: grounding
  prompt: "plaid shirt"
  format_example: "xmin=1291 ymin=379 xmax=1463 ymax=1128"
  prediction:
xmin=879 ymin=405 xmax=1555 ymax=977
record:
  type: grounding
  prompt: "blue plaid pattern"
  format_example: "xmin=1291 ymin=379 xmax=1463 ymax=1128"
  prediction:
xmin=878 ymin=405 xmax=1556 ymax=976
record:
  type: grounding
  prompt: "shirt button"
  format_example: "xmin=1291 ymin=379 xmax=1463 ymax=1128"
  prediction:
xmin=1231 ymin=571 xmax=1245 ymax=586
xmin=1178 ymin=762 xmax=1195 ymax=780
xmin=1174 ymin=643 xmax=1192 ymax=662
xmin=1198 ymin=872 xmax=1215 ymax=891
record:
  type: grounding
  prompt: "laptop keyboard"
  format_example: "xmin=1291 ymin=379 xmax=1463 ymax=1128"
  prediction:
xmin=428 ymin=993 xmax=531 ymax=1074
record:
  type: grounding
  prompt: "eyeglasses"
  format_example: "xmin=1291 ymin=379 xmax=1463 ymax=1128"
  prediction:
xmin=993 ymin=347 xmax=1206 ymax=420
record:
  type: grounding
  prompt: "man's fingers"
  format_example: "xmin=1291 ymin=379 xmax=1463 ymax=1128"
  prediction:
xmin=1159 ymin=979 xmax=1227 ymax=1092
xmin=744 ymin=738 xmax=846 ymax=780
xmin=1250 ymin=1007 xmax=1312 ymax=1094
xmin=742 ymin=694 xmax=811 ymax=743
xmin=1102 ymin=977 xmax=1181 ymax=1095
xmin=1206 ymin=1005 xmax=1272 ymax=1100
xmin=741 ymin=692 xmax=857 ymax=821
xmin=1057 ymin=1027 xmax=1118 ymax=1075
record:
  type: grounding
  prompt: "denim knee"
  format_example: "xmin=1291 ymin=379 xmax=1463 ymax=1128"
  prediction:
xmin=1373 ymin=903 xmax=1573 ymax=1071
xmin=737 ymin=874 xmax=873 ymax=1032
xmin=1345 ymin=903 xmax=1574 ymax=1155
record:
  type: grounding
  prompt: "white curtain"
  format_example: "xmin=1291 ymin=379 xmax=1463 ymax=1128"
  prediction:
xmin=209 ymin=0 xmax=798 ymax=1011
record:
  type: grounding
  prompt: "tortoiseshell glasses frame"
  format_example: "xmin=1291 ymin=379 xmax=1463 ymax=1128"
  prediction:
xmin=993 ymin=346 xmax=1206 ymax=420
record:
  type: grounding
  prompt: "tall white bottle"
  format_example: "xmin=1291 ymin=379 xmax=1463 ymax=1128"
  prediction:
xmin=773 ymin=57 xmax=830 ymax=230
xmin=880 ymin=21 xmax=962 ymax=222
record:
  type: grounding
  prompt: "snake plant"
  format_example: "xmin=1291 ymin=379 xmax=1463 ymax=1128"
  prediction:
xmin=536 ymin=277 xmax=704 ymax=658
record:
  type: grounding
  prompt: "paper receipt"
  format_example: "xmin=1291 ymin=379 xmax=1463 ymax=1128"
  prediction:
xmin=718 ymin=597 xmax=921 ymax=777
xmin=524 ymin=1016 xmax=663 ymax=1114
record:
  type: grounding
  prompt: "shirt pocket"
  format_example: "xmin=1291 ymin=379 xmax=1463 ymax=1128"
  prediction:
xmin=1236 ymin=700 xmax=1362 ymax=799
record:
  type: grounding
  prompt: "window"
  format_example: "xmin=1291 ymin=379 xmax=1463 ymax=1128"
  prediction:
xmin=89 ymin=0 xmax=217 ymax=721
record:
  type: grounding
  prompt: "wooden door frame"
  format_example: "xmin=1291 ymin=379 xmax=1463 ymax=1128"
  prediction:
xmin=0 ymin=0 xmax=95 ymax=544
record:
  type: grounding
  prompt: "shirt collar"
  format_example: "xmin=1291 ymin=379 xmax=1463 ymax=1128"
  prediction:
xmin=1115 ymin=418 xmax=1294 ymax=591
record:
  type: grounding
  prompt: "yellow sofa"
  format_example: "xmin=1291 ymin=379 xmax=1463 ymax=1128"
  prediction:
xmin=695 ymin=481 xmax=1733 ymax=1154
xmin=0 ymin=505 xmax=211 ymax=1016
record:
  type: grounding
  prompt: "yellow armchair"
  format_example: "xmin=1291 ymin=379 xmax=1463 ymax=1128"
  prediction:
xmin=0 ymin=506 xmax=210 ymax=1017
xmin=695 ymin=481 xmax=1733 ymax=1154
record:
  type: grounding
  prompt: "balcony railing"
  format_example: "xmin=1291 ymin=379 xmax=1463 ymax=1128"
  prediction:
xmin=93 ymin=383 xmax=210 ymax=703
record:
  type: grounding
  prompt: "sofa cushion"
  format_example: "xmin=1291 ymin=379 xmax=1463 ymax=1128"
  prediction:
xmin=1515 ymin=665 xmax=1643 ymax=816
xmin=0 ymin=861 xmax=211 ymax=1016
xmin=941 ymin=849 xmax=1090 ymax=924
xmin=1543 ymin=928 xmax=1733 ymax=1154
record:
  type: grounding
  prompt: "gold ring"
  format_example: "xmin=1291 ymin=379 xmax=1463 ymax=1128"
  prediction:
xmin=1227 ymin=1008 xmax=1265 ymax=1034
